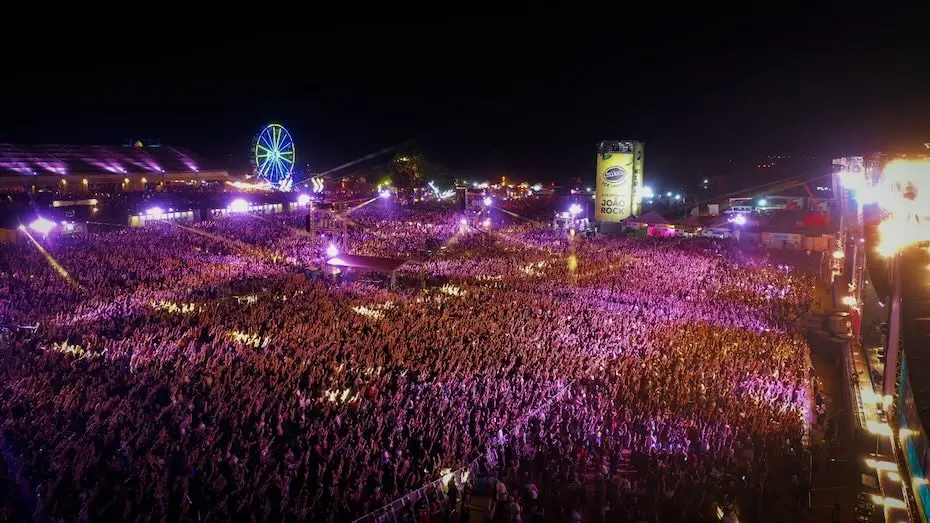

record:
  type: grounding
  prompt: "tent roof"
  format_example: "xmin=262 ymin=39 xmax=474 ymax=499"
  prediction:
xmin=326 ymin=254 xmax=408 ymax=273
xmin=707 ymin=217 xmax=736 ymax=229
xmin=677 ymin=216 xmax=704 ymax=228
xmin=629 ymin=210 xmax=671 ymax=225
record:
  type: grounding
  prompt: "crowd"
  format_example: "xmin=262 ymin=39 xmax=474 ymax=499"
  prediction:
xmin=0 ymin=204 xmax=818 ymax=522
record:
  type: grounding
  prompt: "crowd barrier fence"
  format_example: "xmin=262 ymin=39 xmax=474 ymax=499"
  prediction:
xmin=351 ymin=380 xmax=573 ymax=523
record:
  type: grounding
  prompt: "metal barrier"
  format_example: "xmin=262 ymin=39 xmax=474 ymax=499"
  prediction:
xmin=351 ymin=380 xmax=573 ymax=523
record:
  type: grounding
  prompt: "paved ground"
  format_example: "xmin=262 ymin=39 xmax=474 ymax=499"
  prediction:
xmin=806 ymin=315 xmax=871 ymax=523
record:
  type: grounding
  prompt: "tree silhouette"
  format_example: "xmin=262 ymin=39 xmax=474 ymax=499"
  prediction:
xmin=392 ymin=151 xmax=424 ymax=188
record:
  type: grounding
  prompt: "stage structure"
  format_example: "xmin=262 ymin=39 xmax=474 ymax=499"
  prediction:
xmin=595 ymin=140 xmax=644 ymax=222
xmin=835 ymin=153 xmax=930 ymax=521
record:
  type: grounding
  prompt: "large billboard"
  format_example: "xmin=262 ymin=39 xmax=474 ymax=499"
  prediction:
xmin=595 ymin=141 xmax=641 ymax=222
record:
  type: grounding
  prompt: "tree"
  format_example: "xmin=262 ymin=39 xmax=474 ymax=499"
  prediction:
xmin=392 ymin=151 xmax=424 ymax=188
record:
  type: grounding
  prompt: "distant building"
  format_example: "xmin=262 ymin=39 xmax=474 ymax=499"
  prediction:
xmin=725 ymin=183 xmax=833 ymax=213
xmin=0 ymin=143 xmax=227 ymax=193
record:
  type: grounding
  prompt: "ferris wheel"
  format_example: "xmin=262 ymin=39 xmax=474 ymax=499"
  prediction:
xmin=252 ymin=123 xmax=296 ymax=186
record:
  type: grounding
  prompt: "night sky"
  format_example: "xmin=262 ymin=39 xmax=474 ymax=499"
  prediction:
xmin=3 ymin=12 xmax=929 ymax=185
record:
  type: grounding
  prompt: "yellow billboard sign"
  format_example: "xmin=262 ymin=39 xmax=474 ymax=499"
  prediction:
xmin=595 ymin=149 xmax=634 ymax=222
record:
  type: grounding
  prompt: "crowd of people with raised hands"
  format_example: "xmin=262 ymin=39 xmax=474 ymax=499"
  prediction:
xmin=0 ymin=204 xmax=818 ymax=522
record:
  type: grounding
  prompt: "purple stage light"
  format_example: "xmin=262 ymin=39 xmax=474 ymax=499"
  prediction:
xmin=228 ymin=199 xmax=249 ymax=213
xmin=29 ymin=217 xmax=56 ymax=235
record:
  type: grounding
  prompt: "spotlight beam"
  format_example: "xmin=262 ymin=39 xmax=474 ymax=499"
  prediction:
xmin=18 ymin=228 xmax=82 ymax=289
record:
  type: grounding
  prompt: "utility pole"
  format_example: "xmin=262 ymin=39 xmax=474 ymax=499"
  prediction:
xmin=883 ymin=254 xmax=902 ymax=399
xmin=342 ymin=219 xmax=348 ymax=252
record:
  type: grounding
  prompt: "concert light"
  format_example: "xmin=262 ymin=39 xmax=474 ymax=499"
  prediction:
xmin=228 ymin=199 xmax=249 ymax=213
xmin=29 ymin=217 xmax=56 ymax=235
xmin=873 ymin=159 xmax=930 ymax=256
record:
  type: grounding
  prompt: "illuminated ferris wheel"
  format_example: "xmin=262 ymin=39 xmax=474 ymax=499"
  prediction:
xmin=252 ymin=123 xmax=296 ymax=186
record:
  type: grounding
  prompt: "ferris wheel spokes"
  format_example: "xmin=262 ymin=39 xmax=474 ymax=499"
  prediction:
xmin=252 ymin=123 xmax=296 ymax=186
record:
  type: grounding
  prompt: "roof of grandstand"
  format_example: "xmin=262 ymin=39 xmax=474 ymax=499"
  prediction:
xmin=0 ymin=143 xmax=209 ymax=176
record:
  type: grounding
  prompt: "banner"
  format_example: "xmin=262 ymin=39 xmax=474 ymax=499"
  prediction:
xmin=632 ymin=142 xmax=645 ymax=216
xmin=595 ymin=149 xmax=635 ymax=222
